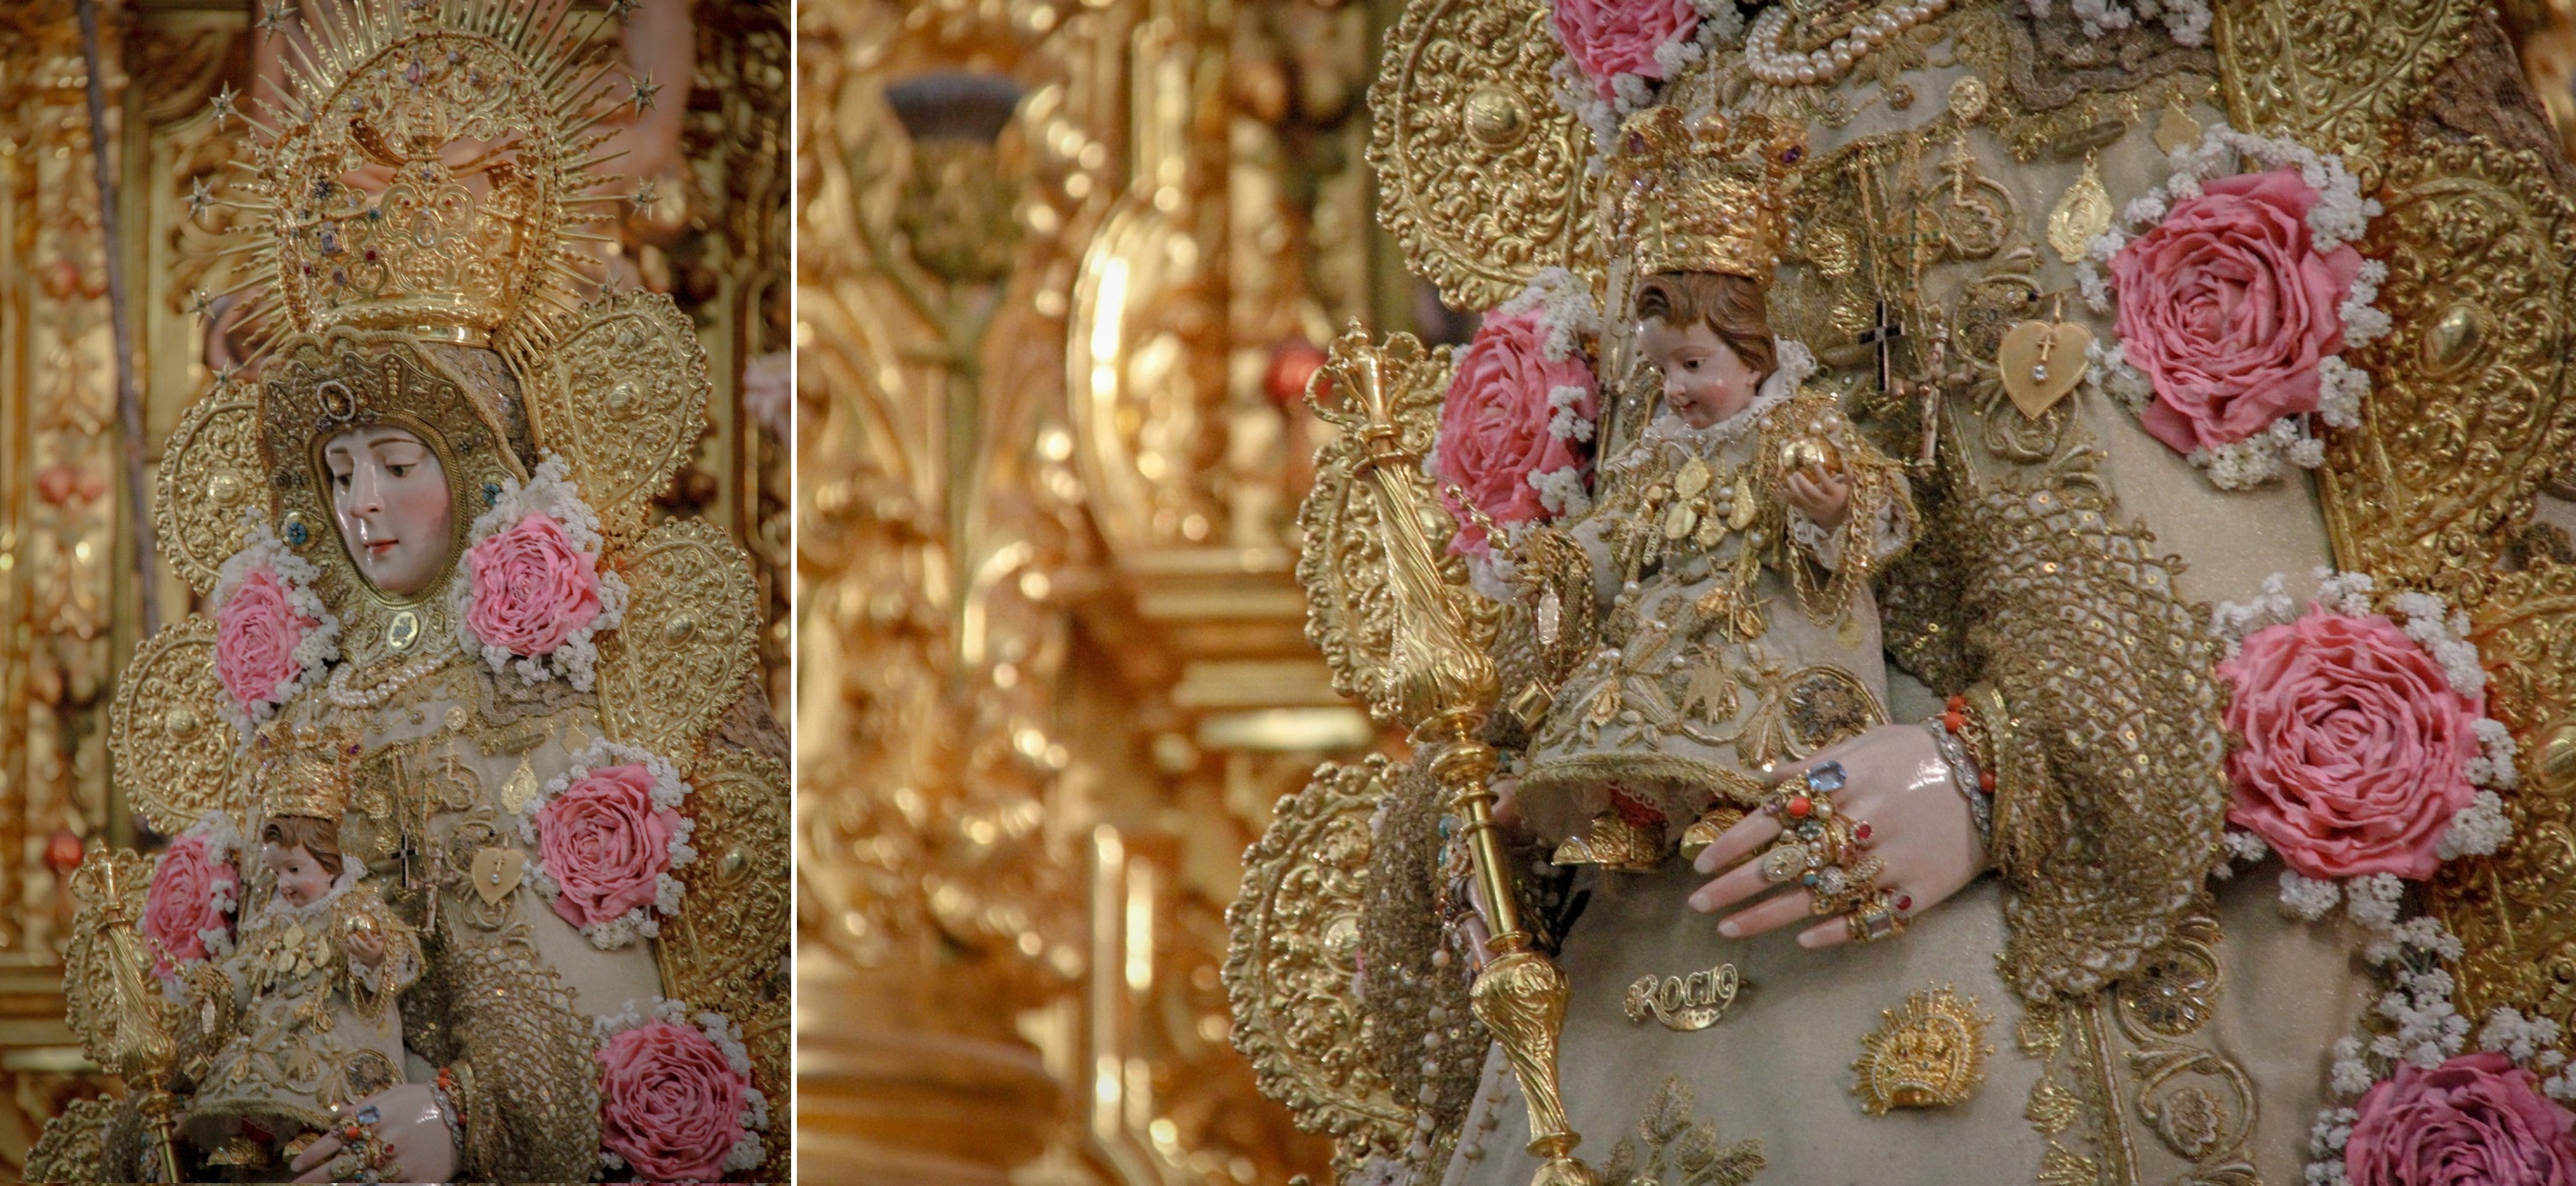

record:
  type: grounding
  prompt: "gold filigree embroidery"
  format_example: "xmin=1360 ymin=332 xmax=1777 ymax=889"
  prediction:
xmin=2211 ymin=0 xmax=2479 ymax=180
xmin=1223 ymin=756 xmax=1413 ymax=1163
xmin=1366 ymin=0 xmax=1597 ymax=312
xmin=107 ymin=616 xmax=244 ymax=835
xmin=518 ymin=290 xmax=712 ymax=543
xmin=1596 ymin=1076 xmax=1765 ymax=1186
xmin=595 ymin=518 xmax=764 ymax=777
xmin=154 ymin=380 xmax=264 ymax=596
xmin=2320 ymin=137 xmax=2576 ymax=590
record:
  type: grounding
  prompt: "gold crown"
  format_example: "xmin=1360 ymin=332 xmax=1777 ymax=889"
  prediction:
xmin=251 ymin=723 xmax=360 ymax=823
xmin=1611 ymin=107 xmax=1803 ymax=284
xmin=199 ymin=0 xmax=641 ymax=357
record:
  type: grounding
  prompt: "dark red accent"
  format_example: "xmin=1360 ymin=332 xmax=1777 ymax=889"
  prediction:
xmin=1895 ymin=894 xmax=1913 ymax=913
xmin=1608 ymin=788 xmax=1668 ymax=830
xmin=1978 ymin=771 xmax=1996 ymax=794
xmin=1787 ymin=795 xmax=1813 ymax=819
xmin=1854 ymin=822 xmax=1873 ymax=842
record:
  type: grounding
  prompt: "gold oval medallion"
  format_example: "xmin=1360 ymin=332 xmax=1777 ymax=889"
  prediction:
xmin=386 ymin=609 xmax=421 ymax=651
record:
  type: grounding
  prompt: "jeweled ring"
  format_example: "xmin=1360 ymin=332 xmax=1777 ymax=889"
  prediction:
xmin=1803 ymin=760 xmax=1847 ymax=795
xmin=1803 ymin=854 xmax=1885 ymax=915
xmin=1847 ymin=891 xmax=1908 ymax=942
xmin=1759 ymin=843 xmax=1810 ymax=884
xmin=328 ymin=1151 xmax=364 ymax=1180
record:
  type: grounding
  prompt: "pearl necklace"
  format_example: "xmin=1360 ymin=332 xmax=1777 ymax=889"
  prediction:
xmin=326 ymin=654 xmax=450 ymax=709
xmin=1744 ymin=0 xmax=1953 ymax=88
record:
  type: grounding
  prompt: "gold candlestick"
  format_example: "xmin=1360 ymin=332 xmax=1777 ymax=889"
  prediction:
xmin=1296 ymin=324 xmax=1596 ymax=1186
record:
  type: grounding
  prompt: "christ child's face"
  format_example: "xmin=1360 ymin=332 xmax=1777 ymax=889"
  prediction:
xmin=266 ymin=843 xmax=332 ymax=909
xmin=323 ymin=426 xmax=453 ymax=598
xmin=1640 ymin=317 xmax=1766 ymax=429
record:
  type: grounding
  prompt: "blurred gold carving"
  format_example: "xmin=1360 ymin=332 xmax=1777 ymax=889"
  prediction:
xmin=597 ymin=518 xmax=762 ymax=775
xmin=105 ymin=617 xmax=240 ymax=837
xmin=1294 ymin=325 xmax=1596 ymax=1186
xmin=152 ymin=380 xmax=261 ymax=595
xmin=2321 ymin=138 xmax=2576 ymax=587
xmin=1367 ymin=0 xmax=1598 ymax=312
xmin=1223 ymin=755 xmax=1410 ymax=1159
xmin=2212 ymin=0 xmax=2479 ymax=175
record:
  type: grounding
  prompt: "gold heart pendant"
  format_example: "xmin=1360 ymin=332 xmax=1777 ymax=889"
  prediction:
xmin=471 ymin=847 xmax=528 ymax=905
xmin=1997 ymin=320 xmax=2093 ymax=419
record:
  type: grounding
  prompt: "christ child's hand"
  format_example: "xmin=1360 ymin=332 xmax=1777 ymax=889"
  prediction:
xmin=1783 ymin=467 xmax=1852 ymax=529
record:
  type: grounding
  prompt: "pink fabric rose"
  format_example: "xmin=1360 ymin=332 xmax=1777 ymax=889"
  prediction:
xmin=2219 ymin=609 xmax=2483 ymax=880
xmin=1432 ymin=308 xmax=1598 ymax=554
xmin=1552 ymin=0 xmax=1699 ymax=101
xmin=464 ymin=513 xmax=603 ymax=657
xmin=143 ymin=834 xmax=239 ymax=975
xmin=214 ymin=568 xmax=312 ymax=711
xmin=2110 ymin=167 xmax=2363 ymax=453
xmin=2347 ymin=1051 xmax=2576 ymax=1186
xmin=536 ymin=763 xmax=679 ymax=929
xmin=598 ymin=1020 xmax=749 ymax=1182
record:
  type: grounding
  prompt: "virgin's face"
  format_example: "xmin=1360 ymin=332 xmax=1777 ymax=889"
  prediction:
xmin=324 ymin=426 xmax=453 ymax=598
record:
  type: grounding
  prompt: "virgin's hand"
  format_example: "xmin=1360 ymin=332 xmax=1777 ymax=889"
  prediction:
xmin=290 ymin=1082 xmax=458 ymax=1184
xmin=1685 ymin=723 xmax=1985 ymax=948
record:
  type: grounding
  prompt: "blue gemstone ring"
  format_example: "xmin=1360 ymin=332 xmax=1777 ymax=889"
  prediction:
xmin=1803 ymin=761 xmax=1847 ymax=795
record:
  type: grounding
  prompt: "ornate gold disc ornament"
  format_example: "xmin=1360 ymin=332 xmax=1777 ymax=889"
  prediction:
xmin=1366 ymin=0 xmax=1600 ymax=312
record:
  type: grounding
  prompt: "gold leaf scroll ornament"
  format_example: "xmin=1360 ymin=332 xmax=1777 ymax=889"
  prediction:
xmin=521 ymin=289 xmax=712 ymax=543
xmin=108 ymin=615 xmax=244 ymax=836
xmin=1223 ymin=755 xmax=1411 ymax=1162
xmin=155 ymin=382 xmax=266 ymax=595
xmin=1295 ymin=323 xmax=1597 ymax=1186
xmin=595 ymin=518 xmax=761 ymax=777
xmin=1367 ymin=0 xmax=1598 ymax=311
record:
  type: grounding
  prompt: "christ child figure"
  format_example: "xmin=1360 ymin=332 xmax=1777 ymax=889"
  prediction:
xmin=184 ymin=739 xmax=420 ymax=1165
xmin=1514 ymin=265 xmax=1918 ymax=867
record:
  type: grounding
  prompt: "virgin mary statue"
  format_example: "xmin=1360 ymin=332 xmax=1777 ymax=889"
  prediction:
xmin=27 ymin=2 xmax=786 ymax=1181
xmin=1227 ymin=1 xmax=2576 ymax=1184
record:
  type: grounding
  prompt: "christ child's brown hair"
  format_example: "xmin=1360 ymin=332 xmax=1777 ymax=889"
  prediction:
xmin=1634 ymin=270 xmax=1777 ymax=379
xmin=262 ymin=815 xmax=345 ymax=880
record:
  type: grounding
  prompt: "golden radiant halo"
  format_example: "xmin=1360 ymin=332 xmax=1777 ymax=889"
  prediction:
xmin=199 ymin=0 xmax=643 ymax=365
xmin=1852 ymin=984 xmax=1994 ymax=1115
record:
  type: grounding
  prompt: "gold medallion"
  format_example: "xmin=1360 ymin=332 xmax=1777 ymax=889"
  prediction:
xmin=500 ymin=755 xmax=540 ymax=817
xmin=386 ymin=609 xmax=420 ymax=652
xmin=1853 ymin=985 xmax=1994 ymax=1114
xmin=2047 ymin=153 xmax=2113 ymax=264
xmin=1675 ymin=457 xmax=1714 ymax=499
xmin=1727 ymin=475 xmax=1758 ymax=530
xmin=2154 ymin=100 xmax=2204 ymax=155
xmin=1664 ymin=501 xmax=1700 ymax=541
xmin=1623 ymin=964 xmax=1743 ymax=1031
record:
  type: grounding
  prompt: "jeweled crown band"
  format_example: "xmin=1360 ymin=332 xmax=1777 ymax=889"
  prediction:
xmin=1611 ymin=106 xmax=1804 ymax=284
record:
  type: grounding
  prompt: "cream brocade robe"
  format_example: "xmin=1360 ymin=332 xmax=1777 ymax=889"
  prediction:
xmin=1442 ymin=13 xmax=2397 ymax=1184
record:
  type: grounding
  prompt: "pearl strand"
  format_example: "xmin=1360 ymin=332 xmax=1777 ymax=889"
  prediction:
xmin=1744 ymin=0 xmax=1953 ymax=88
xmin=326 ymin=654 xmax=449 ymax=709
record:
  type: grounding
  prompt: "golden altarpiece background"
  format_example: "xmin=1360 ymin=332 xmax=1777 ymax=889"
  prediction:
xmin=0 ymin=0 xmax=787 ymax=1176
xmin=802 ymin=2 xmax=2576 ymax=1185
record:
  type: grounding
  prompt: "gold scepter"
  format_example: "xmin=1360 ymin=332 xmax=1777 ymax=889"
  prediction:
xmin=1296 ymin=324 xmax=1596 ymax=1186
xmin=67 ymin=849 xmax=186 ymax=1183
